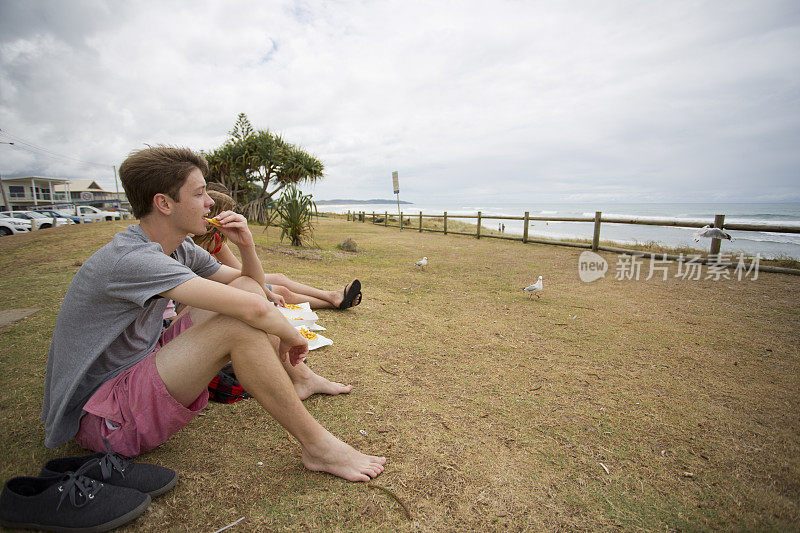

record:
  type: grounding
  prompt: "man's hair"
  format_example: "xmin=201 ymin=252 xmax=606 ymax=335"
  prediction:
xmin=192 ymin=190 xmax=238 ymax=251
xmin=119 ymin=145 xmax=209 ymax=218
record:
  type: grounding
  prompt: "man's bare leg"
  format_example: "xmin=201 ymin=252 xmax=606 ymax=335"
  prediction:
xmin=273 ymin=338 xmax=353 ymax=399
xmin=188 ymin=289 xmax=353 ymax=400
xmin=188 ymin=277 xmax=355 ymax=403
xmin=156 ymin=280 xmax=385 ymax=481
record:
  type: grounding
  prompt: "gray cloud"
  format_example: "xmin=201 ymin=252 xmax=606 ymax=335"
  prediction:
xmin=1 ymin=0 xmax=798 ymax=203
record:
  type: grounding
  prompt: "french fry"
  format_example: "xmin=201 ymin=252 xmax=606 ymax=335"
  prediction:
xmin=298 ymin=328 xmax=317 ymax=340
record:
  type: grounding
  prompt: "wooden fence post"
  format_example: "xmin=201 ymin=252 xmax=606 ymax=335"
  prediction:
xmin=372 ymin=211 xmax=375 ymax=224
xmin=523 ymin=211 xmax=529 ymax=243
xmin=592 ymin=211 xmax=602 ymax=251
xmin=400 ymin=211 xmax=403 ymax=230
xmin=710 ymin=214 xmax=725 ymax=255
xmin=419 ymin=212 xmax=423 ymax=232
xmin=443 ymin=212 xmax=448 ymax=235
xmin=347 ymin=210 xmax=350 ymax=221
xmin=477 ymin=211 xmax=482 ymax=239
xmin=384 ymin=211 xmax=388 ymax=227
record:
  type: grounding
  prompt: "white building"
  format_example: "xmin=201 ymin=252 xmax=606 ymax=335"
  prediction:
xmin=0 ymin=177 xmax=125 ymax=211
xmin=0 ymin=176 xmax=72 ymax=211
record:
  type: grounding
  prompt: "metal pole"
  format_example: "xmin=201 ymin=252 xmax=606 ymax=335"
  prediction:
xmin=0 ymin=141 xmax=15 ymax=210
xmin=0 ymin=168 xmax=9 ymax=211
xmin=113 ymin=165 xmax=121 ymax=210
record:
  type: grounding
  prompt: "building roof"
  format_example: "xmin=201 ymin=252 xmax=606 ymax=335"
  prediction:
xmin=1 ymin=176 xmax=72 ymax=184
xmin=54 ymin=180 xmax=107 ymax=192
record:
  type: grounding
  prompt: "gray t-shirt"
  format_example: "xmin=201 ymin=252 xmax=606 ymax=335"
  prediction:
xmin=41 ymin=225 xmax=221 ymax=448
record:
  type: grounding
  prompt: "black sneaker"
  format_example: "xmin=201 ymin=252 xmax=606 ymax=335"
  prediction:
xmin=39 ymin=445 xmax=178 ymax=498
xmin=0 ymin=467 xmax=150 ymax=532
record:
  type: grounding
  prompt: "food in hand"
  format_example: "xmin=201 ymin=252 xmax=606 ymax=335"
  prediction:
xmin=298 ymin=328 xmax=317 ymax=340
xmin=203 ymin=216 xmax=222 ymax=227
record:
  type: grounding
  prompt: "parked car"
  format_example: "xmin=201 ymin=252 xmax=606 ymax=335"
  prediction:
xmin=34 ymin=209 xmax=81 ymax=224
xmin=0 ymin=213 xmax=32 ymax=236
xmin=0 ymin=210 xmax=72 ymax=230
xmin=108 ymin=207 xmax=132 ymax=219
xmin=57 ymin=205 xmax=122 ymax=222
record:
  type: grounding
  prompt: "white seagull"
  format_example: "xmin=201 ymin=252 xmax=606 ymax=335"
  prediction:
xmin=524 ymin=276 xmax=543 ymax=299
xmin=693 ymin=225 xmax=734 ymax=243
xmin=415 ymin=256 xmax=428 ymax=270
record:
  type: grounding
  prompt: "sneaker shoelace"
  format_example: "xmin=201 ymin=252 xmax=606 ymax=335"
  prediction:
xmin=98 ymin=437 xmax=131 ymax=481
xmin=56 ymin=461 xmax=104 ymax=510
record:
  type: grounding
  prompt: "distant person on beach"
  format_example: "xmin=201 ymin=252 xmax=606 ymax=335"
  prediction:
xmin=194 ymin=190 xmax=361 ymax=310
xmin=42 ymin=145 xmax=385 ymax=482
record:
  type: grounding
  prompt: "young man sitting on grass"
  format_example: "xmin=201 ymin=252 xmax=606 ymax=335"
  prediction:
xmin=41 ymin=146 xmax=385 ymax=482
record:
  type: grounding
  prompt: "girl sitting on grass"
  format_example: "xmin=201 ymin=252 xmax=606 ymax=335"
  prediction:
xmin=195 ymin=190 xmax=362 ymax=310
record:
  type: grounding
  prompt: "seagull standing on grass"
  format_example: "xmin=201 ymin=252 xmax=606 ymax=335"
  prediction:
xmin=693 ymin=225 xmax=734 ymax=243
xmin=415 ymin=256 xmax=428 ymax=270
xmin=524 ymin=276 xmax=543 ymax=299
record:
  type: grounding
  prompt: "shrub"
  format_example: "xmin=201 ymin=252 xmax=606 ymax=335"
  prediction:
xmin=275 ymin=184 xmax=317 ymax=246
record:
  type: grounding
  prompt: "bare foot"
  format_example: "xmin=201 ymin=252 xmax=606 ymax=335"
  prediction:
xmin=331 ymin=279 xmax=361 ymax=309
xmin=293 ymin=367 xmax=353 ymax=400
xmin=330 ymin=285 xmax=348 ymax=308
xmin=301 ymin=430 xmax=386 ymax=482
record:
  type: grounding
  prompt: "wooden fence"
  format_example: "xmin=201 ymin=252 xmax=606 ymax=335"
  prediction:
xmin=345 ymin=210 xmax=800 ymax=276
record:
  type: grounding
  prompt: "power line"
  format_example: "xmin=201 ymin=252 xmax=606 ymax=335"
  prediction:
xmin=0 ymin=128 xmax=113 ymax=168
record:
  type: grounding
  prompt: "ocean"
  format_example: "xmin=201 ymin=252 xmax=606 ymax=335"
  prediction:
xmin=317 ymin=201 xmax=800 ymax=260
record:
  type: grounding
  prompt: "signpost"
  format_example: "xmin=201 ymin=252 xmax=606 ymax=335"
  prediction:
xmin=392 ymin=171 xmax=400 ymax=217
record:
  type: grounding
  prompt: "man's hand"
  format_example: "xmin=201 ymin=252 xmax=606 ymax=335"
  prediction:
xmin=279 ymin=332 xmax=309 ymax=366
xmin=266 ymin=288 xmax=286 ymax=307
xmin=213 ymin=210 xmax=254 ymax=248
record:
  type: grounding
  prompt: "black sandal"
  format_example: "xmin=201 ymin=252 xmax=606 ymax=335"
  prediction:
xmin=339 ymin=279 xmax=362 ymax=309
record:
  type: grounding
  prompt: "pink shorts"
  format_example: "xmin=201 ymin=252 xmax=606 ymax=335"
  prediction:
xmin=75 ymin=313 xmax=209 ymax=457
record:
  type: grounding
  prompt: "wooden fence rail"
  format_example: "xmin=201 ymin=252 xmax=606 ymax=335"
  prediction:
xmin=344 ymin=209 xmax=800 ymax=276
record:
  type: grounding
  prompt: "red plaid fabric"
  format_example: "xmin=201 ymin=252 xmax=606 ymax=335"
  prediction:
xmin=207 ymin=364 xmax=251 ymax=403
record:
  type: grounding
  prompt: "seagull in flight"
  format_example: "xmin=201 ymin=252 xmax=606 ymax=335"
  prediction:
xmin=693 ymin=225 xmax=734 ymax=243
xmin=524 ymin=276 xmax=543 ymax=299
xmin=415 ymin=256 xmax=428 ymax=270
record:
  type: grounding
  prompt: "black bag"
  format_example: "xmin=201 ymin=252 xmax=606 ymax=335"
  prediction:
xmin=207 ymin=364 xmax=251 ymax=403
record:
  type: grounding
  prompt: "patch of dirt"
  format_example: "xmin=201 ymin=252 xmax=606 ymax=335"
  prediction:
xmin=259 ymin=244 xmax=355 ymax=261
xmin=0 ymin=308 xmax=40 ymax=329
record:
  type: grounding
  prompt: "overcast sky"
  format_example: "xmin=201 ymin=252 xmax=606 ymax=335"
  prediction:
xmin=1 ymin=0 xmax=798 ymax=204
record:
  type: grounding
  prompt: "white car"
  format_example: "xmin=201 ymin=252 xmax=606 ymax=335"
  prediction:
xmin=0 ymin=210 xmax=72 ymax=230
xmin=0 ymin=213 xmax=32 ymax=236
xmin=73 ymin=205 xmax=122 ymax=222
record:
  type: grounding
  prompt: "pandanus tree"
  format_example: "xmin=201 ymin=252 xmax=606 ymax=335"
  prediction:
xmin=274 ymin=184 xmax=318 ymax=246
xmin=204 ymin=113 xmax=324 ymax=226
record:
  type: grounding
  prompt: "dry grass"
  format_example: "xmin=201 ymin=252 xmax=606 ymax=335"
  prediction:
xmin=1 ymin=218 xmax=799 ymax=531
